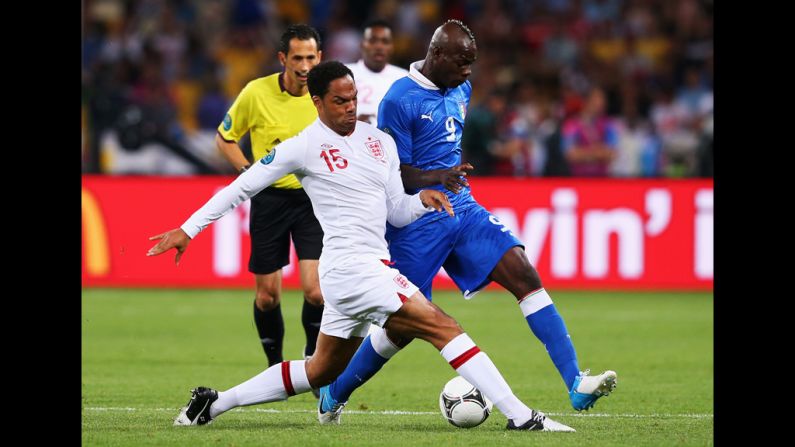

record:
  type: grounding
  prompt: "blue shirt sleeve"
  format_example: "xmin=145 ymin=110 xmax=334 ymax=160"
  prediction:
xmin=378 ymin=96 xmax=414 ymax=165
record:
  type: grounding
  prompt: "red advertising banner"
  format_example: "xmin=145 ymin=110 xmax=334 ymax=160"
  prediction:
xmin=82 ymin=176 xmax=713 ymax=290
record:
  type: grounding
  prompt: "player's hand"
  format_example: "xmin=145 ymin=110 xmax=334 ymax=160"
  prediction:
xmin=419 ymin=190 xmax=454 ymax=217
xmin=147 ymin=228 xmax=191 ymax=265
xmin=437 ymin=163 xmax=474 ymax=194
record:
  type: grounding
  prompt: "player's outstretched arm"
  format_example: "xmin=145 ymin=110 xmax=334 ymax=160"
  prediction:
xmin=400 ymin=163 xmax=473 ymax=193
xmin=147 ymin=228 xmax=191 ymax=265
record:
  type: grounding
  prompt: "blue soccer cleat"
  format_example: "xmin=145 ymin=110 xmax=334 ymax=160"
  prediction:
xmin=317 ymin=385 xmax=347 ymax=425
xmin=569 ymin=369 xmax=617 ymax=411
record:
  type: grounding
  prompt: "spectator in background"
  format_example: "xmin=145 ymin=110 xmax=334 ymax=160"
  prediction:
xmin=650 ymin=80 xmax=698 ymax=177
xmin=82 ymin=0 xmax=712 ymax=179
xmin=611 ymin=87 xmax=661 ymax=177
xmin=562 ymin=86 xmax=617 ymax=177
xmin=461 ymin=89 xmax=507 ymax=176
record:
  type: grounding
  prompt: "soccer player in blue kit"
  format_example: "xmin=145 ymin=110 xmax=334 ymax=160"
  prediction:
xmin=317 ymin=20 xmax=617 ymax=424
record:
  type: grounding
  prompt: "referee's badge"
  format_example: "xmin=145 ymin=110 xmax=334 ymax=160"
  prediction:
xmin=260 ymin=149 xmax=277 ymax=165
xmin=365 ymin=139 xmax=384 ymax=160
xmin=223 ymin=113 xmax=232 ymax=131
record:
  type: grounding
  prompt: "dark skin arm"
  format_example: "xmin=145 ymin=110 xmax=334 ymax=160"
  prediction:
xmin=399 ymin=162 xmax=474 ymax=194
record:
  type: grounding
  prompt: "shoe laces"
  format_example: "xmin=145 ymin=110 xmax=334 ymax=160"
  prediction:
xmin=330 ymin=401 xmax=347 ymax=414
xmin=529 ymin=410 xmax=546 ymax=425
xmin=580 ymin=369 xmax=591 ymax=378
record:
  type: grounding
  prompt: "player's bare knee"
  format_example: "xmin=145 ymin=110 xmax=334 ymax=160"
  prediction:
xmin=304 ymin=288 xmax=324 ymax=306
xmin=255 ymin=290 xmax=281 ymax=311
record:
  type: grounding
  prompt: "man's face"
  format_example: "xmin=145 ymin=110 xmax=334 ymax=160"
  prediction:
xmin=587 ymin=89 xmax=606 ymax=115
xmin=315 ymin=76 xmax=358 ymax=135
xmin=362 ymin=26 xmax=393 ymax=71
xmin=279 ymin=38 xmax=322 ymax=87
xmin=434 ymin=40 xmax=477 ymax=88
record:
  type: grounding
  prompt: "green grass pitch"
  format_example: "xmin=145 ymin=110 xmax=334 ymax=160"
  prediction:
xmin=82 ymin=289 xmax=713 ymax=446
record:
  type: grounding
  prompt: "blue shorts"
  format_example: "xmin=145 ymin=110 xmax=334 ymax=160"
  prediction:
xmin=386 ymin=203 xmax=523 ymax=300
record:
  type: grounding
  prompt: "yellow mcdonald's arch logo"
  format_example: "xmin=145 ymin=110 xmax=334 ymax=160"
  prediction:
xmin=82 ymin=187 xmax=110 ymax=276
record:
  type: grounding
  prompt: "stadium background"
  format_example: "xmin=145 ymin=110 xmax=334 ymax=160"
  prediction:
xmin=81 ymin=0 xmax=713 ymax=291
xmin=81 ymin=1 xmax=713 ymax=445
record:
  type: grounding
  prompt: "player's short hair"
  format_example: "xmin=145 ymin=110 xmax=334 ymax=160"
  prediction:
xmin=362 ymin=18 xmax=393 ymax=33
xmin=308 ymin=61 xmax=354 ymax=99
xmin=445 ymin=19 xmax=475 ymax=44
xmin=279 ymin=24 xmax=322 ymax=55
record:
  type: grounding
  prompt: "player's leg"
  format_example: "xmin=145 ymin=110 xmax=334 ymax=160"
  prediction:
xmin=292 ymin=195 xmax=325 ymax=359
xmin=444 ymin=205 xmax=615 ymax=410
xmin=384 ymin=292 xmax=573 ymax=431
xmin=489 ymin=247 xmax=579 ymax=387
xmin=249 ymin=188 xmax=296 ymax=366
xmin=174 ymin=331 xmax=363 ymax=426
xmin=490 ymin=246 xmax=616 ymax=411
xmin=253 ymin=272 xmax=284 ymax=366
xmin=298 ymin=260 xmax=323 ymax=357
xmin=324 ymin=220 xmax=454 ymax=404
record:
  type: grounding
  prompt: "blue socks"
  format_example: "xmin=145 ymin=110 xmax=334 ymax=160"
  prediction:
xmin=328 ymin=334 xmax=390 ymax=402
xmin=519 ymin=289 xmax=580 ymax=390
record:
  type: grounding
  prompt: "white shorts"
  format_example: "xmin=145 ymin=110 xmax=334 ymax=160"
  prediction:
xmin=319 ymin=257 xmax=419 ymax=339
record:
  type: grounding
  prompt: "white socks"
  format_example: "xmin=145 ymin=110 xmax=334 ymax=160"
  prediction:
xmin=518 ymin=288 xmax=553 ymax=317
xmin=440 ymin=333 xmax=533 ymax=424
xmin=370 ymin=326 xmax=402 ymax=359
xmin=209 ymin=360 xmax=311 ymax=418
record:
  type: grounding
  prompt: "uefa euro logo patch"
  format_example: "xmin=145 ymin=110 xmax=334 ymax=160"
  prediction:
xmin=260 ymin=149 xmax=276 ymax=165
xmin=365 ymin=140 xmax=384 ymax=160
xmin=223 ymin=113 xmax=232 ymax=131
xmin=458 ymin=101 xmax=467 ymax=120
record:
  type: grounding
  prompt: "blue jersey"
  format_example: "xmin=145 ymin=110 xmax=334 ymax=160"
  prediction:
xmin=377 ymin=69 xmax=477 ymax=217
xmin=377 ymin=62 xmax=524 ymax=300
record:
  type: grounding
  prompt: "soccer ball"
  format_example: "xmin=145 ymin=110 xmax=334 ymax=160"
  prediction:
xmin=439 ymin=376 xmax=493 ymax=428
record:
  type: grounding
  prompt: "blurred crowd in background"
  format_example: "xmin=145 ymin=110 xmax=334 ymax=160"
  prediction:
xmin=82 ymin=0 xmax=713 ymax=178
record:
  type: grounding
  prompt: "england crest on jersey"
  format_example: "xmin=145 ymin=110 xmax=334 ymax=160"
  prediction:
xmin=458 ymin=101 xmax=467 ymax=120
xmin=365 ymin=139 xmax=384 ymax=160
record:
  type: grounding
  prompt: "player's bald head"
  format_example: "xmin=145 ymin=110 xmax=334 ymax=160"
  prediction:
xmin=428 ymin=20 xmax=476 ymax=55
xmin=422 ymin=20 xmax=477 ymax=89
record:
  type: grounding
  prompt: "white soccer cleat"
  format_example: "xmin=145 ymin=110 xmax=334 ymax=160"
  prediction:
xmin=541 ymin=415 xmax=576 ymax=432
xmin=506 ymin=409 xmax=575 ymax=432
xmin=317 ymin=385 xmax=347 ymax=425
xmin=570 ymin=369 xmax=618 ymax=411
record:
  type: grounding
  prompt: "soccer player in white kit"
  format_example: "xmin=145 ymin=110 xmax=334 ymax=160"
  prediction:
xmin=346 ymin=19 xmax=408 ymax=125
xmin=147 ymin=61 xmax=574 ymax=432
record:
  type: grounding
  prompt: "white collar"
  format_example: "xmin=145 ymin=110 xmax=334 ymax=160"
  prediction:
xmin=408 ymin=60 xmax=439 ymax=90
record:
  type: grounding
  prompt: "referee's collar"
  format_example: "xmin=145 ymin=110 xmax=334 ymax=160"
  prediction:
xmin=409 ymin=61 xmax=439 ymax=91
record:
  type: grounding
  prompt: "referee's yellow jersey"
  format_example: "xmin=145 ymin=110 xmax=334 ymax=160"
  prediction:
xmin=218 ymin=73 xmax=317 ymax=189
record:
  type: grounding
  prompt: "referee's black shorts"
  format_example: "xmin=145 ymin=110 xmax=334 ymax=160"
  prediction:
xmin=248 ymin=186 xmax=324 ymax=275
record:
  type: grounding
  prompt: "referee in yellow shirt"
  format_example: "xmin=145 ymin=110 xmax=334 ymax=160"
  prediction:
xmin=215 ymin=24 xmax=324 ymax=371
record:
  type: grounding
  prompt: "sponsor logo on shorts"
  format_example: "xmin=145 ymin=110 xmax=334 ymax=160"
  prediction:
xmin=394 ymin=274 xmax=409 ymax=289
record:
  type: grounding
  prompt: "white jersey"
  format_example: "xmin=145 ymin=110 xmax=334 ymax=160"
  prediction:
xmin=181 ymin=119 xmax=433 ymax=278
xmin=346 ymin=60 xmax=408 ymax=125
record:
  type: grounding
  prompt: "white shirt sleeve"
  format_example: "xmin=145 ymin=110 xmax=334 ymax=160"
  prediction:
xmin=383 ymin=136 xmax=434 ymax=227
xmin=180 ymin=135 xmax=307 ymax=238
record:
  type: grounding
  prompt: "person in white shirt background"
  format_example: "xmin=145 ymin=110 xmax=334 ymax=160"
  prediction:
xmin=346 ymin=19 xmax=409 ymax=125
xmin=147 ymin=60 xmax=575 ymax=432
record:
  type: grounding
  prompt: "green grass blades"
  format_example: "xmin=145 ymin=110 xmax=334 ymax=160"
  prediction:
xmin=82 ymin=289 xmax=713 ymax=446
